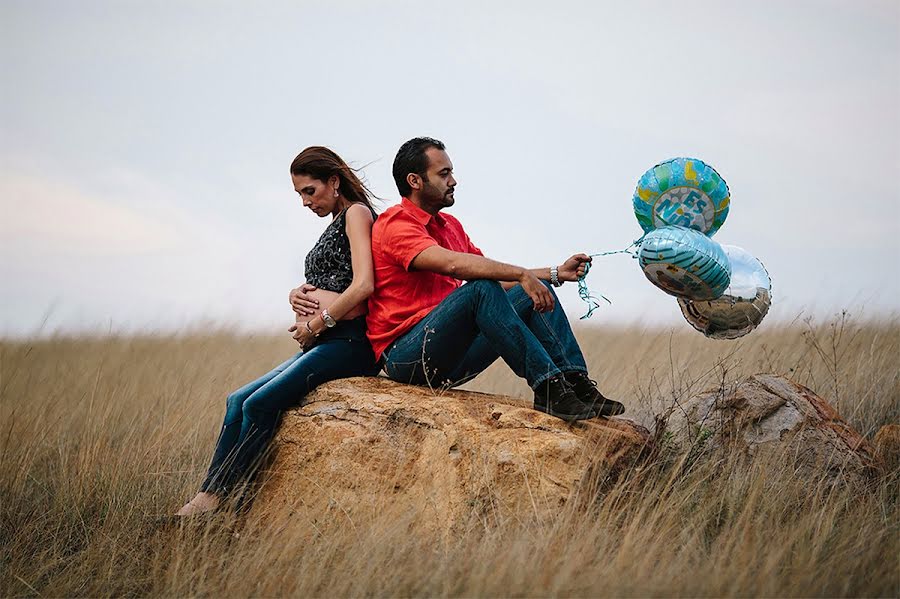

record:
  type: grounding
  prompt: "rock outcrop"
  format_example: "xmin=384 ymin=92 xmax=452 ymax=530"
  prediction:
xmin=664 ymin=374 xmax=879 ymax=485
xmin=248 ymin=374 xmax=883 ymax=531
xmin=873 ymin=424 xmax=900 ymax=474
xmin=247 ymin=377 xmax=651 ymax=532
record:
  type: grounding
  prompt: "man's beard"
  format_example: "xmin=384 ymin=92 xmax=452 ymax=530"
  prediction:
xmin=422 ymin=180 xmax=454 ymax=208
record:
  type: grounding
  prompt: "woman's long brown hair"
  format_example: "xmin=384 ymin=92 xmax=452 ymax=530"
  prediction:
xmin=289 ymin=146 xmax=377 ymax=213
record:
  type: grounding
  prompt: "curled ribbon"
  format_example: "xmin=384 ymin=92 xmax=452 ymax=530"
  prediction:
xmin=576 ymin=234 xmax=645 ymax=319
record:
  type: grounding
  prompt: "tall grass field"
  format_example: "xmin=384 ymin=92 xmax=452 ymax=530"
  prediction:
xmin=1 ymin=314 xmax=897 ymax=597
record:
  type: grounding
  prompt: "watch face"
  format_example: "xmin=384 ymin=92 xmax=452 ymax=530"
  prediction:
xmin=323 ymin=311 xmax=336 ymax=327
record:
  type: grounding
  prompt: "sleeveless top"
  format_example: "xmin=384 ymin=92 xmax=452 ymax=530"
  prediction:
xmin=304 ymin=204 xmax=376 ymax=293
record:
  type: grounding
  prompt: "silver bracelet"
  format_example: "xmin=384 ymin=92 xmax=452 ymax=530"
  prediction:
xmin=305 ymin=320 xmax=319 ymax=337
xmin=550 ymin=266 xmax=562 ymax=287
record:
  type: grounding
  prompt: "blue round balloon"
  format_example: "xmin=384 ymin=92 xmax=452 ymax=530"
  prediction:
xmin=633 ymin=157 xmax=731 ymax=237
xmin=638 ymin=226 xmax=731 ymax=300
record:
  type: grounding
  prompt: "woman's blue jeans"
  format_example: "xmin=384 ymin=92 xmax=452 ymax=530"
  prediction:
xmin=200 ymin=316 xmax=378 ymax=495
xmin=381 ymin=280 xmax=588 ymax=390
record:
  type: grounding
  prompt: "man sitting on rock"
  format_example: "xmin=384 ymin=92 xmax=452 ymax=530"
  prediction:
xmin=363 ymin=136 xmax=625 ymax=422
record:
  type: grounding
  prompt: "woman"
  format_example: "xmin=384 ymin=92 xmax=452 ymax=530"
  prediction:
xmin=176 ymin=146 xmax=380 ymax=516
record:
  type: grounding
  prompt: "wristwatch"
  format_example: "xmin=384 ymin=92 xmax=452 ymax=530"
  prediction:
xmin=550 ymin=266 xmax=562 ymax=287
xmin=321 ymin=309 xmax=337 ymax=328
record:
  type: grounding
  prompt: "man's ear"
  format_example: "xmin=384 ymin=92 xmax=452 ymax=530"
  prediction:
xmin=407 ymin=173 xmax=421 ymax=191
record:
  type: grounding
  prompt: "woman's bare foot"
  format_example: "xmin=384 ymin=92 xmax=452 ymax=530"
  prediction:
xmin=175 ymin=492 xmax=220 ymax=516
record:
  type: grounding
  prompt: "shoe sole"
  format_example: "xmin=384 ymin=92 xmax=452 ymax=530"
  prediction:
xmin=534 ymin=405 xmax=596 ymax=422
xmin=592 ymin=402 xmax=626 ymax=417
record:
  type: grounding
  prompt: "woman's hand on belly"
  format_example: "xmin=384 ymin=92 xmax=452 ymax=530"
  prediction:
xmin=292 ymin=285 xmax=367 ymax=326
xmin=289 ymin=283 xmax=319 ymax=317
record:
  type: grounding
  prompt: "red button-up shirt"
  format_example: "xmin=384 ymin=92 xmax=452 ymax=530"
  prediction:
xmin=366 ymin=198 xmax=483 ymax=360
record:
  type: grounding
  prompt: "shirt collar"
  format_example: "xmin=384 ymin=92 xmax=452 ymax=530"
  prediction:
xmin=401 ymin=197 xmax=446 ymax=226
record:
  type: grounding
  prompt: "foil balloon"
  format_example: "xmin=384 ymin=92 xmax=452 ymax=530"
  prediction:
xmin=633 ymin=157 xmax=731 ymax=237
xmin=638 ymin=226 xmax=731 ymax=300
xmin=677 ymin=245 xmax=772 ymax=340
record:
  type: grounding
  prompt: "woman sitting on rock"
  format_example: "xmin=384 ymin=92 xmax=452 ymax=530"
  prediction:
xmin=176 ymin=146 xmax=380 ymax=516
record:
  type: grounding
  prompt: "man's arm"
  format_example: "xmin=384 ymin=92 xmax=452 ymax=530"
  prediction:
xmin=410 ymin=246 xmax=556 ymax=312
xmin=500 ymin=268 xmax=551 ymax=291
xmin=498 ymin=254 xmax=592 ymax=290
xmin=411 ymin=245 xmax=524 ymax=281
xmin=500 ymin=274 xmax=550 ymax=291
xmin=410 ymin=247 xmax=590 ymax=287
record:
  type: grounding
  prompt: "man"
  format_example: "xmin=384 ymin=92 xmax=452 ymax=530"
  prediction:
xmin=365 ymin=137 xmax=624 ymax=422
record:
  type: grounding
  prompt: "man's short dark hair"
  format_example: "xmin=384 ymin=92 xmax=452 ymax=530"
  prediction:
xmin=392 ymin=137 xmax=446 ymax=197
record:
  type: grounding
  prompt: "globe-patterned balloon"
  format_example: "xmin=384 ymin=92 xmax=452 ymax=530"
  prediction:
xmin=633 ymin=157 xmax=730 ymax=237
xmin=638 ymin=226 xmax=731 ymax=301
xmin=677 ymin=245 xmax=772 ymax=340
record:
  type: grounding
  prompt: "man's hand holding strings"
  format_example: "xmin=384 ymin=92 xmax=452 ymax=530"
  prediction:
xmin=558 ymin=254 xmax=592 ymax=282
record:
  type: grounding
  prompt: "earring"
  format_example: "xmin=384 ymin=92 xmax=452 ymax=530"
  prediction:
xmin=333 ymin=189 xmax=339 ymax=198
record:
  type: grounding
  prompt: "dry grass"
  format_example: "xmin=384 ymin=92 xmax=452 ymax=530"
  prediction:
xmin=1 ymin=313 xmax=898 ymax=597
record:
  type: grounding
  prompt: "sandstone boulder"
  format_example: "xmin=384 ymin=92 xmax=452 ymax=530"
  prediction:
xmin=248 ymin=377 xmax=651 ymax=532
xmin=664 ymin=374 xmax=878 ymax=485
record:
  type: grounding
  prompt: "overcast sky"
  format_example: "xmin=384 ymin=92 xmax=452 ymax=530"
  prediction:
xmin=2 ymin=0 xmax=898 ymax=337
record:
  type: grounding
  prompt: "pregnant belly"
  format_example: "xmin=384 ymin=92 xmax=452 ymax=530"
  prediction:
xmin=295 ymin=287 xmax=367 ymax=328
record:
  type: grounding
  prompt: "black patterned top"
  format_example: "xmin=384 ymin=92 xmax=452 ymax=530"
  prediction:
xmin=304 ymin=204 xmax=376 ymax=293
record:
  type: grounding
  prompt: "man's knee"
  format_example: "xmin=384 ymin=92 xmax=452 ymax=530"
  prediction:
xmin=469 ymin=278 xmax=505 ymax=297
xmin=509 ymin=280 xmax=560 ymax=312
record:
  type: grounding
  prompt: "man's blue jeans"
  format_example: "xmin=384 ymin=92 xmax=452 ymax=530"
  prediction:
xmin=381 ymin=280 xmax=588 ymax=390
xmin=201 ymin=316 xmax=379 ymax=495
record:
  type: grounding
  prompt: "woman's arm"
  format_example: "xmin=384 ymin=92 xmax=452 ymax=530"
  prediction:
xmin=305 ymin=203 xmax=375 ymax=334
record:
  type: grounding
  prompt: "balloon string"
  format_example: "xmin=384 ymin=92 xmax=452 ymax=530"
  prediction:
xmin=576 ymin=234 xmax=646 ymax=320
